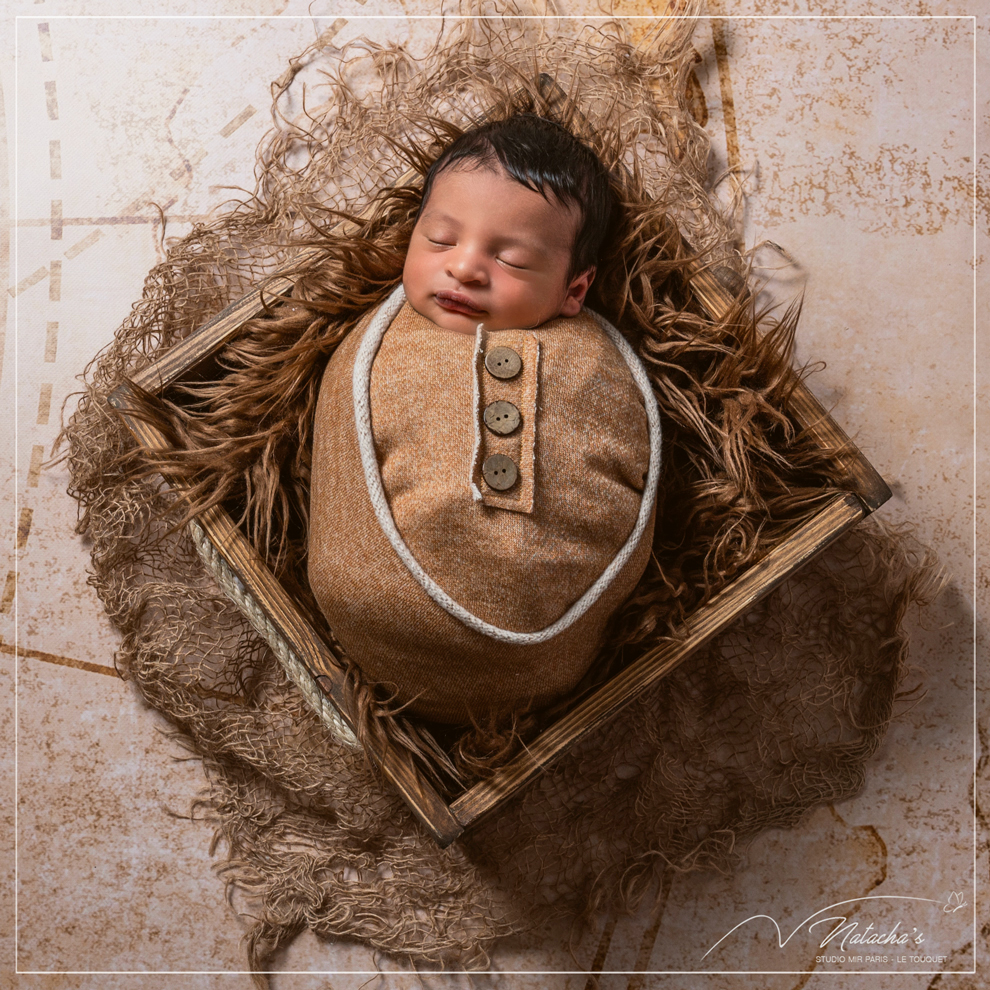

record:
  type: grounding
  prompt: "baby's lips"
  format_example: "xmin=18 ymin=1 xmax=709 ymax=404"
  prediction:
xmin=435 ymin=290 xmax=484 ymax=315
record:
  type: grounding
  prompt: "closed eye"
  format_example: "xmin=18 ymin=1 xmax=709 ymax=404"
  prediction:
xmin=497 ymin=256 xmax=528 ymax=270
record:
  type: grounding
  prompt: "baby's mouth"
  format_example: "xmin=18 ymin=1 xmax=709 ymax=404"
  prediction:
xmin=434 ymin=291 xmax=485 ymax=316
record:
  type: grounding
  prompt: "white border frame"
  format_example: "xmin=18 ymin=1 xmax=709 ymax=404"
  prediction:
xmin=9 ymin=10 xmax=979 ymax=980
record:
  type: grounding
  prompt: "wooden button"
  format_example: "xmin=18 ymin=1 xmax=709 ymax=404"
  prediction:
xmin=484 ymin=346 xmax=522 ymax=380
xmin=483 ymin=400 xmax=521 ymax=436
xmin=482 ymin=453 xmax=518 ymax=491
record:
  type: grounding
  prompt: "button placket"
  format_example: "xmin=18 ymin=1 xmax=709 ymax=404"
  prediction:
xmin=473 ymin=332 xmax=538 ymax=513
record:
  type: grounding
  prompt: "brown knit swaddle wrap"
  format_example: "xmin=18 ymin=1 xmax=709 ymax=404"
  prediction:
xmin=308 ymin=292 xmax=658 ymax=723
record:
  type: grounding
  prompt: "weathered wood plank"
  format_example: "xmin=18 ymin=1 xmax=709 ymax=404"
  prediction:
xmin=108 ymin=381 xmax=464 ymax=846
xmin=449 ymin=492 xmax=865 ymax=828
xmin=786 ymin=384 xmax=891 ymax=511
xmin=129 ymin=269 xmax=304 ymax=393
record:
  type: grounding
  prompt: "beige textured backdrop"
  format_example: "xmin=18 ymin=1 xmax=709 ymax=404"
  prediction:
xmin=1 ymin=1 xmax=986 ymax=987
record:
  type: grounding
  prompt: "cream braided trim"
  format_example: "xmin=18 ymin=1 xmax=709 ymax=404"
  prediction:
xmin=353 ymin=283 xmax=663 ymax=645
xmin=188 ymin=519 xmax=359 ymax=749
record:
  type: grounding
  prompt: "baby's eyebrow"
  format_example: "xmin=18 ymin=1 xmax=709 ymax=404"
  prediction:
xmin=418 ymin=208 xmax=459 ymax=226
xmin=494 ymin=233 xmax=534 ymax=247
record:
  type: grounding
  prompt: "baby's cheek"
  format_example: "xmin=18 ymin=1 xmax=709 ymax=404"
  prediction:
xmin=400 ymin=256 xmax=414 ymax=293
xmin=401 ymin=250 xmax=429 ymax=304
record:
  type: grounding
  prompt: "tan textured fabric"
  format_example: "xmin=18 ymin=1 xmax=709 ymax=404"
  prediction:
xmin=308 ymin=302 xmax=654 ymax=723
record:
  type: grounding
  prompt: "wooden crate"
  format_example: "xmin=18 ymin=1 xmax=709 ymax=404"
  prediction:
xmin=108 ymin=75 xmax=888 ymax=846
xmin=108 ymin=249 xmax=889 ymax=847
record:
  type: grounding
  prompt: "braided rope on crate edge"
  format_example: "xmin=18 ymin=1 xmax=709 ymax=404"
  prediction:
xmin=187 ymin=519 xmax=360 ymax=749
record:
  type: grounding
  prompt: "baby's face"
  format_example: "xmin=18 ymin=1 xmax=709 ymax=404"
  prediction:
xmin=402 ymin=165 xmax=594 ymax=333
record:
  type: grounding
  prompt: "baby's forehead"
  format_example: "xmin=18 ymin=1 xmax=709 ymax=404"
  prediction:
xmin=430 ymin=162 xmax=573 ymax=213
xmin=423 ymin=164 xmax=580 ymax=239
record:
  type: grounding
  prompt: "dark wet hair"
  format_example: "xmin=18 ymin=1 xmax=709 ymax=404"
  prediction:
xmin=419 ymin=114 xmax=616 ymax=276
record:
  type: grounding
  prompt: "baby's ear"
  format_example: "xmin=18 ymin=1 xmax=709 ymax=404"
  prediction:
xmin=559 ymin=267 xmax=596 ymax=317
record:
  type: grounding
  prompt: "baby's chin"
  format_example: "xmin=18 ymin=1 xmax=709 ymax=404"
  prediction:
xmin=411 ymin=299 xmax=559 ymax=334
xmin=429 ymin=310 xmax=482 ymax=334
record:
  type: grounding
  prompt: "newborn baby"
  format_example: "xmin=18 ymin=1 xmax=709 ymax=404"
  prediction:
xmin=308 ymin=115 xmax=661 ymax=724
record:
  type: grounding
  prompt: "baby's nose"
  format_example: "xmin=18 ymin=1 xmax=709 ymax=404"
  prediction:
xmin=447 ymin=249 xmax=488 ymax=284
